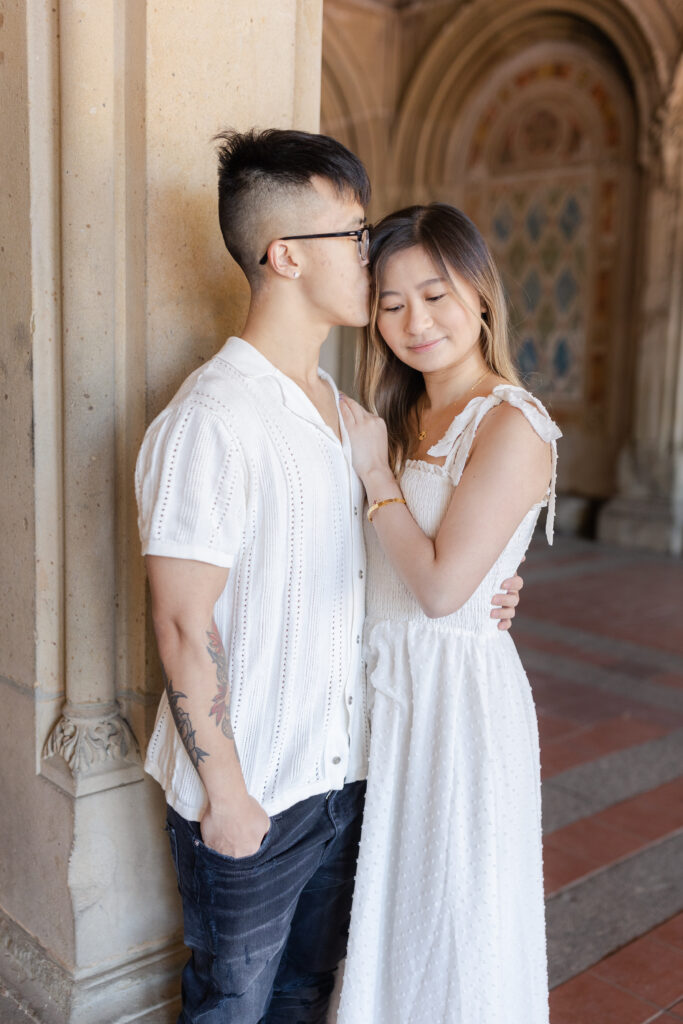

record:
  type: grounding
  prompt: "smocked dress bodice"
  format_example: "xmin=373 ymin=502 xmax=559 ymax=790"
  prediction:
xmin=364 ymin=384 xmax=559 ymax=633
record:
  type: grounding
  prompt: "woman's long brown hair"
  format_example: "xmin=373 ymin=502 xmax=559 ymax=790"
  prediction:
xmin=357 ymin=203 xmax=520 ymax=473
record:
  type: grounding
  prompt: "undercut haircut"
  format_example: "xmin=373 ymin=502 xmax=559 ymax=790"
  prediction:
xmin=214 ymin=128 xmax=371 ymax=284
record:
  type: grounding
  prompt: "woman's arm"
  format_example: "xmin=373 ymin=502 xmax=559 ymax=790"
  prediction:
xmin=341 ymin=398 xmax=551 ymax=619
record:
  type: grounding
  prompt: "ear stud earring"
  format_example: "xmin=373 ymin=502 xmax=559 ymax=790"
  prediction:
xmin=293 ymin=271 xmax=300 ymax=279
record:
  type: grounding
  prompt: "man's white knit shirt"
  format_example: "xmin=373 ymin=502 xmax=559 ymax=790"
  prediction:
xmin=136 ymin=337 xmax=368 ymax=819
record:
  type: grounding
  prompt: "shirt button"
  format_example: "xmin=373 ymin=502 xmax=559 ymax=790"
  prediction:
xmin=359 ymin=570 xmax=364 ymax=579
xmin=353 ymin=506 xmax=358 ymax=516
xmin=347 ymin=695 xmax=353 ymax=705
xmin=355 ymin=635 xmax=360 ymax=644
xmin=332 ymin=756 xmax=341 ymax=765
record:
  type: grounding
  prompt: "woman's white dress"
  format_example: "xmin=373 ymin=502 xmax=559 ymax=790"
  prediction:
xmin=337 ymin=385 xmax=561 ymax=1024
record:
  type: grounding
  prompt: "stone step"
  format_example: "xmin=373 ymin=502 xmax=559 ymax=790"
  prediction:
xmin=547 ymin=831 xmax=683 ymax=988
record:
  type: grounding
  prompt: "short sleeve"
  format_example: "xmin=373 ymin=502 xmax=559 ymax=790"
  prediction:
xmin=135 ymin=403 xmax=247 ymax=568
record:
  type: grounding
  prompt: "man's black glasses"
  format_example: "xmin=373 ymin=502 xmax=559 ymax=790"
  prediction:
xmin=259 ymin=226 xmax=370 ymax=266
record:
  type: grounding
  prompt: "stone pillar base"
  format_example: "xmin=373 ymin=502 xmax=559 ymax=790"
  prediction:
xmin=598 ymin=496 xmax=683 ymax=554
xmin=0 ymin=911 xmax=184 ymax=1024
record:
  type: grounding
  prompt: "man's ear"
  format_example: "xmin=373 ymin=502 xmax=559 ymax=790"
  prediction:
xmin=267 ymin=241 xmax=301 ymax=280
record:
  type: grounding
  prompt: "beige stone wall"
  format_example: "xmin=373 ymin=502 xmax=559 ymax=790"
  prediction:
xmin=0 ymin=2 xmax=324 ymax=1020
xmin=0 ymin=0 xmax=76 ymax=970
xmin=0 ymin=0 xmax=36 ymax=696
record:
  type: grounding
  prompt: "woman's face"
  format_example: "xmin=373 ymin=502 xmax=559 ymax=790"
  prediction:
xmin=375 ymin=245 xmax=485 ymax=375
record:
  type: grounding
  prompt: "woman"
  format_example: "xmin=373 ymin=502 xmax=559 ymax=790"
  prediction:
xmin=337 ymin=204 xmax=560 ymax=1024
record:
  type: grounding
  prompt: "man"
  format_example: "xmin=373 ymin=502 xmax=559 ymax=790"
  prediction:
xmin=135 ymin=128 xmax=521 ymax=1023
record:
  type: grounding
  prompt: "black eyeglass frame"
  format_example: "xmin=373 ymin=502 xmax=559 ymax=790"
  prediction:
xmin=258 ymin=226 xmax=370 ymax=266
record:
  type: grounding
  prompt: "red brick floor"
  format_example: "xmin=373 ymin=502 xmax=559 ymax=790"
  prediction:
xmin=540 ymin=717 xmax=672 ymax=779
xmin=544 ymin=779 xmax=683 ymax=893
xmin=519 ymin=538 xmax=683 ymax=1023
xmin=550 ymin=914 xmax=683 ymax=1023
xmin=520 ymin=559 xmax=683 ymax=656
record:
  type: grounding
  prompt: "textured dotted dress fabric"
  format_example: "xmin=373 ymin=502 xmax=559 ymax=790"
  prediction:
xmin=337 ymin=387 xmax=561 ymax=1024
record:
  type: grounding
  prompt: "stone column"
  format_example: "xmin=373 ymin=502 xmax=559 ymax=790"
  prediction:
xmin=0 ymin=2 xmax=324 ymax=1021
xmin=599 ymin=65 xmax=683 ymax=554
xmin=40 ymin=0 xmax=143 ymax=799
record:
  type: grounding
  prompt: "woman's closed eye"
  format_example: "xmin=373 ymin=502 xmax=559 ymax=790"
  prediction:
xmin=380 ymin=295 xmax=444 ymax=312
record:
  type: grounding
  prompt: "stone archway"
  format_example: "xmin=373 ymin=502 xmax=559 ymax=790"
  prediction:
xmin=454 ymin=40 xmax=638 ymax=499
xmin=393 ymin=1 xmax=670 ymax=190
xmin=391 ymin=2 xmax=670 ymax=506
xmin=320 ymin=31 xmax=379 ymax=192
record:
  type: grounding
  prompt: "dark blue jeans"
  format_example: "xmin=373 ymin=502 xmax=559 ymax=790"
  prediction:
xmin=165 ymin=780 xmax=366 ymax=1024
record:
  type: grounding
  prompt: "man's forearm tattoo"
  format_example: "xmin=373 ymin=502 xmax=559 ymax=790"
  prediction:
xmin=206 ymin=624 xmax=235 ymax=741
xmin=163 ymin=668 xmax=210 ymax=769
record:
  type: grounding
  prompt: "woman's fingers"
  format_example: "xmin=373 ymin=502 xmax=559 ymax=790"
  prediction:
xmin=499 ymin=574 xmax=524 ymax=593
xmin=340 ymin=395 xmax=365 ymax=420
xmin=341 ymin=395 xmax=377 ymax=431
xmin=339 ymin=397 xmax=358 ymax=426
xmin=490 ymin=605 xmax=515 ymax=619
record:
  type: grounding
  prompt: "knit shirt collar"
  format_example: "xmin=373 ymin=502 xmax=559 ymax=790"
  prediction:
xmin=218 ymin=336 xmax=345 ymax=445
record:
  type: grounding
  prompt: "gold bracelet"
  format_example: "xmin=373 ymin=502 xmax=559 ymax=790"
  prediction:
xmin=367 ymin=497 xmax=407 ymax=523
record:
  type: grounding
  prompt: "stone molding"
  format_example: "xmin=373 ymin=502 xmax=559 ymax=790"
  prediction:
xmin=0 ymin=909 xmax=183 ymax=1024
xmin=41 ymin=702 xmax=143 ymax=797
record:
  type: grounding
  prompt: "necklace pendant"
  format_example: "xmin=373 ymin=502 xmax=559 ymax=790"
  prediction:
xmin=417 ymin=430 xmax=427 ymax=441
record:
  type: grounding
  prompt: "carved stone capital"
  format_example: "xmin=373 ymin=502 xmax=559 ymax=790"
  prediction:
xmin=42 ymin=701 xmax=143 ymax=796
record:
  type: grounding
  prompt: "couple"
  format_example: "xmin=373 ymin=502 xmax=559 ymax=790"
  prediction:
xmin=135 ymin=128 xmax=560 ymax=1024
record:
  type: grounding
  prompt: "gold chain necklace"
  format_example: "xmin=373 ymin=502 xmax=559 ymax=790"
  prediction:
xmin=417 ymin=368 xmax=491 ymax=441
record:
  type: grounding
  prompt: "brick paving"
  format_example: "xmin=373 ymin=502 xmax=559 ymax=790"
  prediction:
xmin=3 ymin=535 xmax=682 ymax=1022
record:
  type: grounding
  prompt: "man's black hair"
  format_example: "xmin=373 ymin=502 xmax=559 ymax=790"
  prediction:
xmin=214 ymin=128 xmax=371 ymax=279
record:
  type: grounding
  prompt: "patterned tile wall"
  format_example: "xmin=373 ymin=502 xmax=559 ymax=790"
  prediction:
xmin=462 ymin=56 xmax=629 ymax=409
xmin=486 ymin=179 xmax=591 ymax=402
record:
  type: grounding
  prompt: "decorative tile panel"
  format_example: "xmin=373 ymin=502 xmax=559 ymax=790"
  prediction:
xmin=481 ymin=179 xmax=591 ymax=401
xmin=462 ymin=49 xmax=633 ymax=407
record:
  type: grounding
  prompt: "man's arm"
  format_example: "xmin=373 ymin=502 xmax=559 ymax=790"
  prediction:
xmin=146 ymin=554 xmax=269 ymax=857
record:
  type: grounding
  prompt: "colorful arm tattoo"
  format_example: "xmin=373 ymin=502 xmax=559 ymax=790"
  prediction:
xmin=206 ymin=623 xmax=235 ymax=741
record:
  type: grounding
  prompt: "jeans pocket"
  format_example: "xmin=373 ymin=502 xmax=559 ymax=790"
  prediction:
xmin=195 ymin=816 xmax=277 ymax=870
